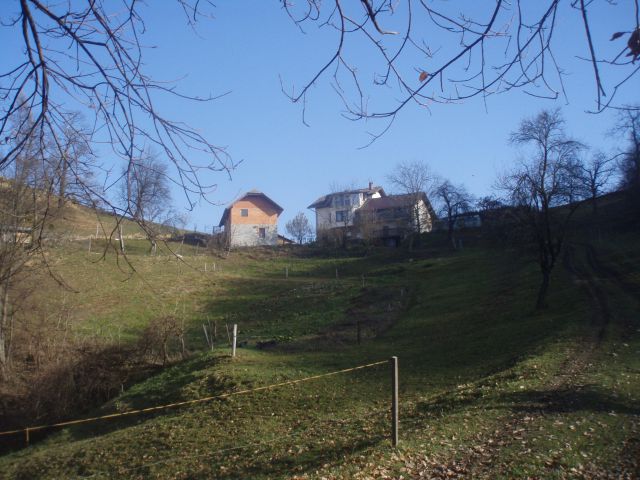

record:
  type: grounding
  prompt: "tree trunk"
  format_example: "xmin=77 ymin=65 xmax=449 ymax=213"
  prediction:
xmin=58 ymin=153 xmax=69 ymax=209
xmin=32 ymin=187 xmax=38 ymax=245
xmin=536 ymin=268 xmax=551 ymax=310
xmin=591 ymin=194 xmax=598 ymax=215
xmin=448 ymin=220 xmax=455 ymax=249
xmin=0 ymin=281 xmax=10 ymax=368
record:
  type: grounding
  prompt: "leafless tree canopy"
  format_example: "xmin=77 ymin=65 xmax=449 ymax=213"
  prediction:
xmin=0 ymin=1 xmax=230 ymax=370
xmin=386 ymin=160 xmax=437 ymax=240
xmin=386 ymin=160 xmax=436 ymax=198
xmin=120 ymin=149 xmax=172 ymax=252
xmin=282 ymin=0 xmax=640 ymax=140
xmin=434 ymin=179 xmax=472 ymax=248
xmin=123 ymin=150 xmax=171 ymax=225
xmin=54 ymin=111 xmax=97 ymax=209
xmin=576 ymin=151 xmax=616 ymax=212
xmin=285 ymin=211 xmax=313 ymax=244
xmin=1 ymin=0 xmax=232 ymax=219
xmin=613 ymin=109 xmax=640 ymax=193
xmin=499 ymin=109 xmax=584 ymax=308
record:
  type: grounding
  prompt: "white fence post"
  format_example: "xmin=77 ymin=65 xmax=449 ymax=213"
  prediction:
xmin=391 ymin=356 xmax=399 ymax=447
xmin=232 ymin=324 xmax=238 ymax=358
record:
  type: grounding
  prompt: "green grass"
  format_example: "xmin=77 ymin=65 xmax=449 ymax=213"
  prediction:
xmin=0 ymin=212 xmax=639 ymax=478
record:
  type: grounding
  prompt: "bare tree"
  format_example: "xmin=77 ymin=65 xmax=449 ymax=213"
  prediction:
xmin=613 ymin=108 xmax=640 ymax=196
xmin=121 ymin=150 xmax=172 ymax=253
xmin=286 ymin=212 xmax=313 ymax=244
xmin=0 ymin=190 xmax=33 ymax=369
xmin=499 ymin=109 xmax=584 ymax=309
xmin=386 ymin=161 xmax=437 ymax=241
xmin=476 ymin=195 xmax=504 ymax=213
xmin=282 ymin=1 xmax=639 ymax=141
xmin=123 ymin=151 xmax=171 ymax=223
xmin=0 ymin=112 xmax=45 ymax=369
xmin=434 ymin=180 xmax=473 ymax=249
xmin=577 ymin=152 xmax=616 ymax=213
xmin=1 ymin=1 xmax=233 ymax=244
xmin=54 ymin=112 xmax=97 ymax=209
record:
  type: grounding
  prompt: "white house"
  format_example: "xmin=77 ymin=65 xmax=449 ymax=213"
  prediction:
xmin=307 ymin=183 xmax=385 ymax=233
xmin=309 ymin=184 xmax=437 ymax=246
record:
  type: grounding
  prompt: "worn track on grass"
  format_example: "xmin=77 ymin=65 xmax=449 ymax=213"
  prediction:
xmin=393 ymin=243 xmax=639 ymax=479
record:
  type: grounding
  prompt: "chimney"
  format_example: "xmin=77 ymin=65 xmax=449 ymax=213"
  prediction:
xmin=368 ymin=181 xmax=373 ymax=190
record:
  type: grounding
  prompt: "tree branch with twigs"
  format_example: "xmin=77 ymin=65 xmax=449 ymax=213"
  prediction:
xmin=282 ymin=0 xmax=640 ymax=143
xmin=1 ymin=0 xmax=234 ymax=237
xmin=498 ymin=109 xmax=585 ymax=309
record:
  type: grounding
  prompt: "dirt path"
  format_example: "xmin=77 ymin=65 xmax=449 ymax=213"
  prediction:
xmin=394 ymin=243 xmax=639 ymax=479
xmin=563 ymin=244 xmax=612 ymax=340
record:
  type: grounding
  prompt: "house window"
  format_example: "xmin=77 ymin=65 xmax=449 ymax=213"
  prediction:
xmin=258 ymin=227 xmax=266 ymax=239
xmin=335 ymin=210 xmax=348 ymax=223
xmin=240 ymin=208 xmax=249 ymax=217
xmin=334 ymin=195 xmax=350 ymax=207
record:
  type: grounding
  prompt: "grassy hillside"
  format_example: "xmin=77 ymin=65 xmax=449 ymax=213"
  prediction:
xmin=0 ymin=200 xmax=638 ymax=478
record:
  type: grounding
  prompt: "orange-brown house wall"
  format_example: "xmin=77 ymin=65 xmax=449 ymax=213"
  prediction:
xmin=228 ymin=197 xmax=280 ymax=227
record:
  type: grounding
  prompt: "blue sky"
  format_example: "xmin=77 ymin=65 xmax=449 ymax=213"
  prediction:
xmin=2 ymin=1 xmax=636 ymax=233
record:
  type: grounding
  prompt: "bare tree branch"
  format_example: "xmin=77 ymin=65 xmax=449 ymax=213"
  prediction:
xmin=282 ymin=0 xmax=640 ymax=140
xmin=1 ymin=0 xmax=233 ymax=224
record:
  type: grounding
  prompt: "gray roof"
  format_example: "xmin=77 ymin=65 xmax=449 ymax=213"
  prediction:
xmin=359 ymin=192 xmax=437 ymax=218
xmin=307 ymin=186 xmax=385 ymax=209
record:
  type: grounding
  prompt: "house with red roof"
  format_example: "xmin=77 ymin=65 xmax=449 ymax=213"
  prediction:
xmin=307 ymin=182 xmax=385 ymax=233
xmin=308 ymin=183 xmax=435 ymax=246
xmin=355 ymin=192 xmax=436 ymax=246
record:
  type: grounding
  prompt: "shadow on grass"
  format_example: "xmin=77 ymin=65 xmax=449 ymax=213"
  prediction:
xmin=497 ymin=386 xmax=640 ymax=416
xmin=114 ymin=355 xmax=230 ymax=406
xmin=205 ymin=436 xmax=384 ymax=480
xmin=198 ymin=276 xmax=358 ymax=342
xmin=58 ymin=354 xmax=233 ymax=443
xmin=415 ymin=384 xmax=639 ymax=418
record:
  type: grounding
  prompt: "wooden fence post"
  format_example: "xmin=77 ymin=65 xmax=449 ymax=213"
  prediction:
xmin=203 ymin=323 xmax=209 ymax=345
xmin=203 ymin=324 xmax=211 ymax=350
xmin=232 ymin=324 xmax=238 ymax=358
xmin=390 ymin=356 xmax=399 ymax=447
